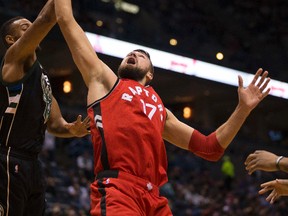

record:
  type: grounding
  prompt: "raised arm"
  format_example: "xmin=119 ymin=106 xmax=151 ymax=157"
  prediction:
xmin=5 ymin=0 xmax=56 ymax=63
xmin=163 ymin=109 xmax=224 ymax=161
xmin=2 ymin=0 xmax=56 ymax=83
xmin=215 ymin=68 xmax=270 ymax=146
xmin=54 ymin=0 xmax=117 ymax=104
xmin=163 ymin=68 xmax=270 ymax=161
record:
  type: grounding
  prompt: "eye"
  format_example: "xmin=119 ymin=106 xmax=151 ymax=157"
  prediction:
xmin=21 ymin=24 xmax=29 ymax=31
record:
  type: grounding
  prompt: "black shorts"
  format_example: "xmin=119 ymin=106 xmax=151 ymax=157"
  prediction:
xmin=0 ymin=147 xmax=46 ymax=216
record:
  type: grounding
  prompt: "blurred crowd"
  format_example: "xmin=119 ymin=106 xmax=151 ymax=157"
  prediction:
xmin=41 ymin=131 xmax=288 ymax=216
xmin=1 ymin=0 xmax=288 ymax=81
xmin=1 ymin=1 xmax=288 ymax=215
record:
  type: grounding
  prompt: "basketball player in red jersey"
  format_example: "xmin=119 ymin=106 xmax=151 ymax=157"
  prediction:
xmin=55 ymin=0 xmax=271 ymax=215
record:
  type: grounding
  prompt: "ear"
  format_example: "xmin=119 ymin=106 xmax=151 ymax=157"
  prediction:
xmin=5 ymin=35 xmax=15 ymax=46
xmin=146 ymin=71 xmax=153 ymax=81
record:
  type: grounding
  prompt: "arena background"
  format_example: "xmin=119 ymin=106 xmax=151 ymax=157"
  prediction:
xmin=1 ymin=0 xmax=288 ymax=215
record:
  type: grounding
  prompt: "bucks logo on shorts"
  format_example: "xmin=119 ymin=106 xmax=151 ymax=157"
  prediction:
xmin=41 ymin=73 xmax=52 ymax=124
xmin=0 ymin=203 xmax=4 ymax=216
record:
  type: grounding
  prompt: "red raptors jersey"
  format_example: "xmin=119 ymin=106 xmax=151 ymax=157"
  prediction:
xmin=87 ymin=79 xmax=168 ymax=187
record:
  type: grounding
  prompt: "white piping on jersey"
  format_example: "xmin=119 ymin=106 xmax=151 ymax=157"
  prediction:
xmin=5 ymin=84 xmax=23 ymax=146
xmin=87 ymin=79 xmax=120 ymax=109
xmin=6 ymin=147 xmax=11 ymax=216
xmin=5 ymin=94 xmax=21 ymax=114
xmin=94 ymin=115 xmax=103 ymax=129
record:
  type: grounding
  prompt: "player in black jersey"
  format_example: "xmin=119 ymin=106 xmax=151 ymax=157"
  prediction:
xmin=0 ymin=0 xmax=90 ymax=215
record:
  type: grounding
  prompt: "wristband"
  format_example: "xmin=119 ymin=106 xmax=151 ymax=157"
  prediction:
xmin=276 ymin=156 xmax=284 ymax=170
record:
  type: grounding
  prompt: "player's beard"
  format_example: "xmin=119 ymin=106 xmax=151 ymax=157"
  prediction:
xmin=117 ymin=64 xmax=148 ymax=82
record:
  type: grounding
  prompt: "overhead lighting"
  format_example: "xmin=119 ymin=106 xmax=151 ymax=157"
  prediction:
xmin=183 ymin=106 xmax=192 ymax=119
xmin=114 ymin=0 xmax=140 ymax=14
xmin=216 ymin=52 xmax=224 ymax=60
xmin=96 ymin=20 xmax=103 ymax=27
xmin=63 ymin=81 xmax=72 ymax=93
xmin=170 ymin=38 xmax=178 ymax=46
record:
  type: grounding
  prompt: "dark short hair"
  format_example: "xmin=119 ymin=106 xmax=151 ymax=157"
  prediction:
xmin=0 ymin=16 xmax=25 ymax=48
xmin=133 ymin=49 xmax=154 ymax=74
xmin=134 ymin=49 xmax=151 ymax=59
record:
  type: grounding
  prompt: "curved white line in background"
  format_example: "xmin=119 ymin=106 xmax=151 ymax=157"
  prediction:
xmin=86 ymin=32 xmax=288 ymax=99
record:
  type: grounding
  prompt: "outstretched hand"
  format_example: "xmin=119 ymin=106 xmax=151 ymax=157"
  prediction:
xmin=65 ymin=115 xmax=90 ymax=137
xmin=244 ymin=150 xmax=279 ymax=175
xmin=259 ymin=179 xmax=288 ymax=204
xmin=238 ymin=68 xmax=270 ymax=113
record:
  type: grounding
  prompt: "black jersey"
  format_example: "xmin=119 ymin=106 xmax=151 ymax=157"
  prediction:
xmin=0 ymin=60 xmax=52 ymax=154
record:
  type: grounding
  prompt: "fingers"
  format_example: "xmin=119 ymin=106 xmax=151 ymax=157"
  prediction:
xmin=259 ymin=187 xmax=269 ymax=195
xmin=256 ymin=70 xmax=268 ymax=87
xmin=251 ymin=69 xmax=271 ymax=93
xmin=258 ymin=72 xmax=271 ymax=99
xmin=238 ymin=75 xmax=243 ymax=88
xmin=266 ymin=189 xmax=278 ymax=204
xmin=76 ymin=115 xmax=90 ymax=126
xmin=244 ymin=153 xmax=254 ymax=165
xmin=254 ymin=69 xmax=271 ymax=97
xmin=258 ymin=179 xmax=286 ymax=204
xmin=259 ymin=182 xmax=274 ymax=196
xmin=244 ymin=150 xmax=266 ymax=166
xmin=244 ymin=151 xmax=270 ymax=175
xmin=83 ymin=116 xmax=91 ymax=129
xmin=244 ymin=153 xmax=257 ymax=174
xmin=245 ymin=162 xmax=257 ymax=175
xmin=251 ymin=68 xmax=263 ymax=85
xmin=270 ymin=194 xmax=279 ymax=204
xmin=261 ymin=85 xmax=271 ymax=99
xmin=83 ymin=116 xmax=90 ymax=124
xmin=260 ymin=180 xmax=276 ymax=191
xmin=76 ymin=115 xmax=82 ymax=122
xmin=76 ymin=115 xmax=90 ymax=123
xmin=259 ymin=76 xmax=270 ymax=92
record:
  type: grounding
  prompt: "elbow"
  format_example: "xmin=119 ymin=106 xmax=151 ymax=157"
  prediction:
xmin=208 ymin=152 xmax=224 ymax=162
xmin=196 ymin=151 xmax=225 ymax=162
xmin=56 ymin=14 xmax=75 ymax=28
xmin=55 ymin=7 xmax=74 ymax=24
xmin=56 ymin=13 xmax=66 ymax=24
xmin=188 ymin=130 xmax=225 ymax=162
xmin=46 ymin=121 xmax=57 ymax=135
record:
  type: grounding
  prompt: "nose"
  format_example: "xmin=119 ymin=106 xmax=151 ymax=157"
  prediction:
xmin=128 ymin=53 xmax=137 ymax=58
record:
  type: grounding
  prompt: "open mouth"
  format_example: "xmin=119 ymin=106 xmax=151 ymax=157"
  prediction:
xmin=127 ymin=57 xmax=136 ymax=64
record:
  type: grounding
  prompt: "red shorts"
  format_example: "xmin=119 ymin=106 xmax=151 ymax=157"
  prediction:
xmin=90 ymin=170 xmax=173 ymax=216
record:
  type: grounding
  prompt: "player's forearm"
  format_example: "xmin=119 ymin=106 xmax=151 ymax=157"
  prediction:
xmin=8 ymin=0 xmax=56 ymax=60
xmin=47 ymin=118 xmax=73 ymax=138
xmin=37 ymin=0 xmax=56 ymax=25
xmin=55 ymin=0 xmax=73 ymax=24
xmin=215 ymin=104 xmax=250 ymax=149
xmin=55 ymin=0 xmax=100 ymax=87
xmin=278 ymin=157 xmax=288 ymax=173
